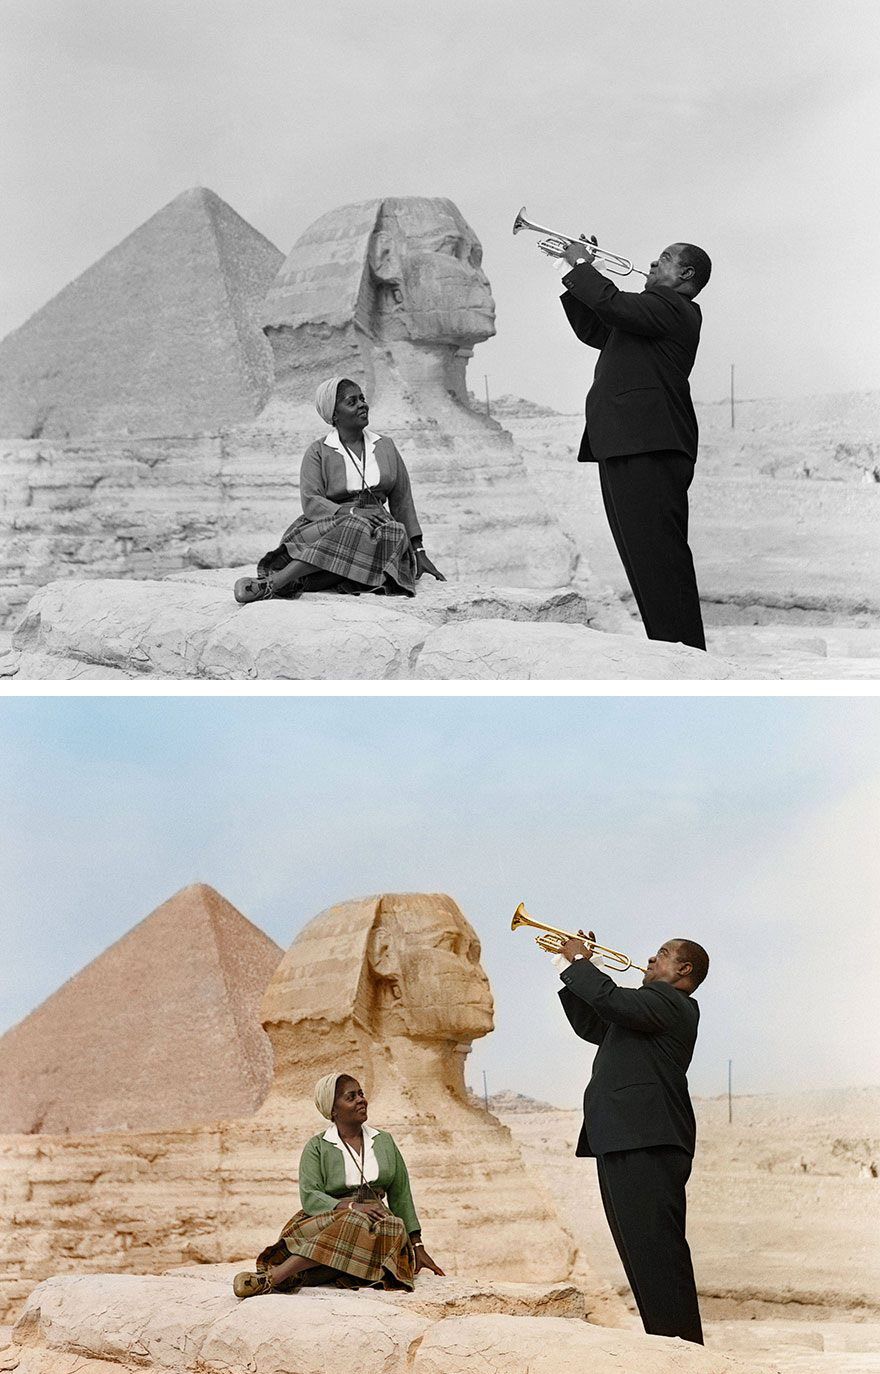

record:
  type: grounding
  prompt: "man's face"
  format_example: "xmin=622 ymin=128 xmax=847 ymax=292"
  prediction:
xmin=642 ymin=939 xmax=688 ymax=987
xmin=645 ymin=244 xmax=689 ymax=291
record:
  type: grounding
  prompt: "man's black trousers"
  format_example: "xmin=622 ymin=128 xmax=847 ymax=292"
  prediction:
xmin=596 ymin=1144 xmax=704 ymax=1345
xmin=598 ymin=451 xmax=706 ymax=651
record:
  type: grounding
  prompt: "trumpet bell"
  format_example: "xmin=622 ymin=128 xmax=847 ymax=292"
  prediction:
xmin=512 ymin=207 xmax=569 ymax=246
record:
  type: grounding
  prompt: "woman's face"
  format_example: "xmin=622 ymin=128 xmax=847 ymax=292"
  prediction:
xmin=332 ymin=1076 xmax=368 ymax=1130
xmin=333 ymin=385 xmax=369 ymax=432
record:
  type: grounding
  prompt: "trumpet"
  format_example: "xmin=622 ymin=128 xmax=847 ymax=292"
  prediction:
xmin=510 ymin=902 xmax=647 ymax=974
xmin=512 ymin=206 xmax=646 ymax=278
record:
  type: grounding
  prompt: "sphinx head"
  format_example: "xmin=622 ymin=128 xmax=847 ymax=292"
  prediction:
xmin=259 ymin=893 xmax=494 ymax=1098
xmin=366 ymin=197 xmax=496 ymax=347
xmin=364 ymin=892 xmax=494 ymax=1040
xmin=260 ymin=198 xmax=496 ymax=399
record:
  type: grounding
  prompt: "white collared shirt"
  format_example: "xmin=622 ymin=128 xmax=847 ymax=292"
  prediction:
xmin=323 ymin=1122 xmax=381 ymax=1185
xmin=324 ymin=429 xmax=382 ymax=493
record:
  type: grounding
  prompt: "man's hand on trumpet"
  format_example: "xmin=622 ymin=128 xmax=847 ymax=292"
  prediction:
xmin=559 ymin=929 xmax=597 ymax=962
xmin=561 ymin=235 xmax=598 ymax=270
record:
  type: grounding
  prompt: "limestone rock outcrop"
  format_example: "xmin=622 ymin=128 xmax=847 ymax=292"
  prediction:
xmin=0 ymin=893 xmax=621 ymax=1323
xmin=4 ymin=1272 xmax=773 ymax=1374
xmin=0 ymin=885 xmax=282 ymax=1135
xmin=0 ymin=189 xmax=283 ymax=441
xmin=2 ymin=572 xmax=759 ymax=680
xmin=411 ymin=619 xmax=755 ymax=679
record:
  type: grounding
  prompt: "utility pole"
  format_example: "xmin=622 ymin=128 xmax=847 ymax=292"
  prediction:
xmin=482 ymin=1069 xmax=489 ymax=1112
xmin=730 ymin=363 xmax=735 ymax=430
xmin=727 ymin=1059 xmax=733 ymax=1124
xmin=484 ymin=374 xmax=491 ymax=419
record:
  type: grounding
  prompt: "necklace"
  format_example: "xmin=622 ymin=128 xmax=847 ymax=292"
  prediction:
xmin=339 ymin=1129 xmax=364 ymax=1158
xmin=339 ymin=436 xmax=369 ymax=492
xmin=339 ymin=1130 xmax=380 ymax=1203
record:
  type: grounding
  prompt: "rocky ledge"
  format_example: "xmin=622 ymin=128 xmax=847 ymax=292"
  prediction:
xmin=4 ymin=1269 xmax=772 ymax=1374
xmin=2 ymin=571 xmax=755 ymax=681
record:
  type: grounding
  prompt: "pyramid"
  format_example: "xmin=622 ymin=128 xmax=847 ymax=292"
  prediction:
xmin=0 ymin=884 xmax=283 ymax=1134
xmin=0 ymin=188 xmax=284 ymax=439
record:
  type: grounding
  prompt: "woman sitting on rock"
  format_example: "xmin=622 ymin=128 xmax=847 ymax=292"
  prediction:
xmin=233 ymin=1072 xmax=445 ymax=1297
xmin=233 ymin=378 xmax=445 ymax=603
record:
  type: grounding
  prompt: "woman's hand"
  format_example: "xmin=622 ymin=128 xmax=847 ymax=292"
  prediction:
xmin=415 ymin=549 xmax=446 ymax=581
xmin=353 ymin=1200 xmax=389 ymax=1223
xmin=334 ymin=1198 xmax=388 ymax=1223
xmin=414 ymin=1246 xmax=445 ymax=1276
xmin=348 ymin=506 xmax=386 ymax=532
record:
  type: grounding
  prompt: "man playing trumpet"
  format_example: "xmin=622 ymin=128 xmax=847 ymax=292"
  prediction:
xmin=560 ymin=237 xmax=711 ymax=651
xmin=556 ymin=929 xmax=709 ymax=1345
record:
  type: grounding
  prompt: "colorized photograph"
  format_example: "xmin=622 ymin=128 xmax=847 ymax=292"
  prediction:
xmin=1 ymin=694 xmax=878 ymax=1373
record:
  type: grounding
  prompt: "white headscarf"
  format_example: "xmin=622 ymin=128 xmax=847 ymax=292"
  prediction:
xmin=315 ymin=377 xmax=348 ymax=425
xmin=314 ymin=1071 xmax=346 ymax=1120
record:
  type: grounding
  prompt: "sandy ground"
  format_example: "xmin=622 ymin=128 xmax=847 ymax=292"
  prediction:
xmin=519 ymin=434 xmax=880 ymax=618
xmin=498 ymin=1086 xmax=880 ymax=1373
xmin=511 ymin=402 xmax=880 ymax=678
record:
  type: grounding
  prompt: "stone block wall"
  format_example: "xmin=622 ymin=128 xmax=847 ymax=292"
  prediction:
xmin=0 ymin=424 xmax=578 ymax=628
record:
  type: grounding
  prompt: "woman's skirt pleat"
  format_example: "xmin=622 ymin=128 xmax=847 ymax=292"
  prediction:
xmin=256 ymin=1207 xmax=415 ymax=1291
xmin=258 ymin=508 xmax=417 ymax=596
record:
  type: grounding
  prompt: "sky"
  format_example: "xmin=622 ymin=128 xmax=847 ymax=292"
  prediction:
xmin=2 ymin=694 xmax=879 ymax=1109
xmin=1 ymin=0 xmax=878 ymax=411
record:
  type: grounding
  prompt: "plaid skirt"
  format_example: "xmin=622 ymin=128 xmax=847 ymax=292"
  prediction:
xmin=256 ymin=1207 xmax=415 ymax=1291
xmin=258 ymin=505 xmax=417 ymax=596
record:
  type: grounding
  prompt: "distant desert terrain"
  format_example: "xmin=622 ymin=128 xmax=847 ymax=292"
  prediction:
xmin=507 ymin=391 xmax=880 ymax=624
xmin=493 ymin=1086 xmax=880 ymax=1373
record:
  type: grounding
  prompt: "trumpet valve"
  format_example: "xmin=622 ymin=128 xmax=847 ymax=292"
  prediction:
xmin=537 ymin=235 xmax=570 ymax=258
xmin=535 ymin=932 xmax=565 ymax=953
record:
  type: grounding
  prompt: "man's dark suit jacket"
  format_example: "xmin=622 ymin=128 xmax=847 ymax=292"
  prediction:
xmin=559 ymin=957 xmax=699 ymax=1157
xmin=560 ymin=262 xmax=702 ymax=463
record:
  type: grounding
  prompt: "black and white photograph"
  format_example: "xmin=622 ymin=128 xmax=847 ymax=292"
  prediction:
xmin=0 ymin=0 xmax=877 ymax=681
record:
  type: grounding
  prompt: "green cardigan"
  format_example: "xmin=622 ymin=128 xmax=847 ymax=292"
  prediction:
xmin=298 ymin=1129 xmax=420 ymax=1235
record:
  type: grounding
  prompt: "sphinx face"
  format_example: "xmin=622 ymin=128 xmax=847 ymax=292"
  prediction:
xmin=369 ymin=894 xmax=495 ymax=1042
xmin=370 ymin=198 xmax=496 ymax=346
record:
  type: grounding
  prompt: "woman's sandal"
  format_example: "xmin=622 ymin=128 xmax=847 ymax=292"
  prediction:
xmin=233 ymin=576 xmax=274 ymax=605
xmin=232 ymin=1270 xmax=273 ymax=1298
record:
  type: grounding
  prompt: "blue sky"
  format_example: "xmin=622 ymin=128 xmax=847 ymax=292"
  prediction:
xmin=2 ymin=0 xmax=878 ymax=407
xmin=2 ymin=695 xmax=879 ymax=1106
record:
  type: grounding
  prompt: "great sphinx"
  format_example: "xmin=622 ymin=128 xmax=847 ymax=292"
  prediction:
xmin=259 ymin=891 xmax=494 ymax=1107
xmin=260 ymin=197 xmax=497 ymax=429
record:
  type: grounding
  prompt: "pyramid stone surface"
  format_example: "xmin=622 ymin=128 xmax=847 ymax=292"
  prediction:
xmin=0 ymin=188 xmax=283 ymax=440
xmin=0 ymin=884 xmax=282 ymax=1134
